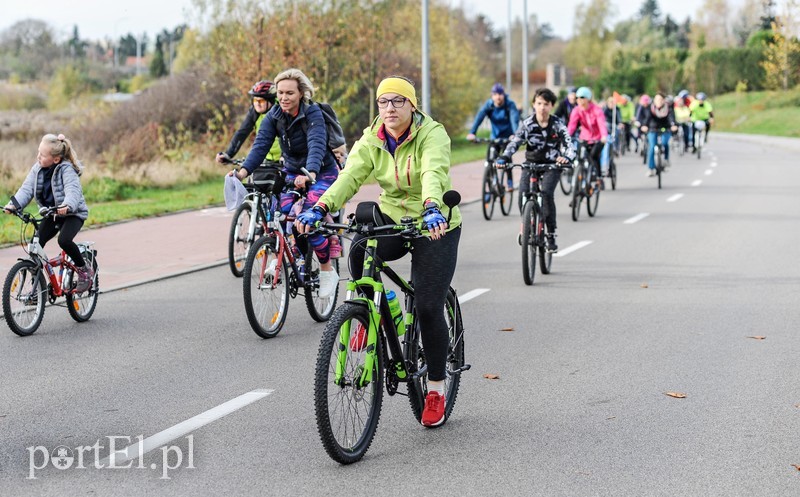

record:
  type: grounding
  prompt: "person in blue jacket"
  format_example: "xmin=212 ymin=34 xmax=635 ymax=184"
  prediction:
xmin=229 ymin=68 xmax=339 ymax=298
xmin=466 ymin=83 xmax=520 ymax=189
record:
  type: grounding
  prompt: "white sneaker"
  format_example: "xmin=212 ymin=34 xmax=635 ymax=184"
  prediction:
xmin=647 ymin=169 xmax=656 ymax=177
xmin=318 ymin=268 xmax=339 ymax=298
xmin=265 ymin=258 xmax=278 ymax=277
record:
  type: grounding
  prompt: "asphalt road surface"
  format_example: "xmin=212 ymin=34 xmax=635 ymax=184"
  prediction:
xmin=2 ymin=134 xmax=799 ymax=496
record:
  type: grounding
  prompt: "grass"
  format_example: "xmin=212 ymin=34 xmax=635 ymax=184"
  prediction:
xmin=713 ymin=87 xmax=800 ymax=137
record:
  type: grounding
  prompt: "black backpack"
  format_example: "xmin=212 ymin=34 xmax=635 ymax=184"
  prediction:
xmin=278 ymin=101 xmax=347 ymax=167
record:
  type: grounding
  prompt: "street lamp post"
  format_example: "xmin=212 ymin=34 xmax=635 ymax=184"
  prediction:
xmin=421 ymin=0 xmax=431 ymax=114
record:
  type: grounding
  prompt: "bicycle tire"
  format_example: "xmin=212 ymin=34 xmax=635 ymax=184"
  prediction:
xmin=66 ymin=250 xmax=99 ymax=322
xmin=656 ymin=145 xmax=663 ymax=189
xmin=609 ymin=159 xmax=617 ymax=191
xmin=499 ymin=168 xmax=514 ymax=216
xmin=538 ymin=221 xmax=553 ymax=275
xmin=521 ymin=200 xmax=537 ymax=285
xmin=3 ymin=260 xmax=47 ymax=336
xmin=228 ymin=202 xmax=254 ymax=277
xmin=304 ymin=243 xmax=340 ymax=322
xmin=243 ymin=235 xmax=289 ymax=338
xmin=560 ymin=167 xmax=573 ymax=195
xmin=407 ymin=288 xmax=465 ymax=424
xmin=315 ymin=302 xmax=384 ymax=464
xmin=587 ymin=166 xmax=600 ymax=218
xmin=481 ymin=165 xmax=496 ymax=221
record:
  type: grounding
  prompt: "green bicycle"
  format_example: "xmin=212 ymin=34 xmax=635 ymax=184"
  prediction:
xmin=312 ymin=192 xmax=468 ymax=464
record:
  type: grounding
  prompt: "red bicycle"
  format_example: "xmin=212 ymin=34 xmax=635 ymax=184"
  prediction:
xmin=2 ymin=196 xmax=99 ymax=336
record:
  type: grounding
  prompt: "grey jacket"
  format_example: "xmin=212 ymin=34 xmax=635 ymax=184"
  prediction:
xmin=13 ymin=161 xmax=89 ymax=220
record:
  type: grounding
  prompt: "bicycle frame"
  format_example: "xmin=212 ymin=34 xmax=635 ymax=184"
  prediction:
xmin=256 ymin=192 xmax=309 ymax=290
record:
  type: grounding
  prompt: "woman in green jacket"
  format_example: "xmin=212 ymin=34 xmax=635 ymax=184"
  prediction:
xmin=297 ymin=76 xmax=461 ymax=428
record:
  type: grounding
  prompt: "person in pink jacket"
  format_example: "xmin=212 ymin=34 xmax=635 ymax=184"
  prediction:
xmin=567 ymin=87 xmax=608 ymax=190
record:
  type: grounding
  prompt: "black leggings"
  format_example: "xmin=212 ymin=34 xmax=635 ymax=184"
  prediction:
xmin=38 ymin=216 xmax=85 ymax=267
xmin=520 ymin=169 xmax=561 ymax=232
xmin=586 ymin=142 xmax=604 ymax=177
xmin=349 ymin=225 xmax=461 ymax=382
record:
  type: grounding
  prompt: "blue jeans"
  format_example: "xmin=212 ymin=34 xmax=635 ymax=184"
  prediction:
xmin=647 ymin=131 xmax=671 ymax=170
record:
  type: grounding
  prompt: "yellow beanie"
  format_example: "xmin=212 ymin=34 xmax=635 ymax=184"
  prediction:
xmin=376 ymin=77 xmax=417 ymax=107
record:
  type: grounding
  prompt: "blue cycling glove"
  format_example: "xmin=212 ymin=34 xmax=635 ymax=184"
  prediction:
xmin=297 ymin=205 xmax=326 ymax=228
xmin=422 ymin=205 xmax=446 ymax=231
xmin=495 ymin=155 xmax=511 ymax=166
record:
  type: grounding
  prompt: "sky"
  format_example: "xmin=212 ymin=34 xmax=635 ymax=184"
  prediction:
xmin=0 ymin=0 xmax=756 ymax=43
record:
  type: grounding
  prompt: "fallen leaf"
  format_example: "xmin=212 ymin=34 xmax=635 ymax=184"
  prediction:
xmin=606 ymin=416 xmax=616 ymax=420
xmin=747 ymin=336 xmax=766 ymax=340
xmin=640 ymin=283 xmax=649 ymax=288
xmin=792 ymin=464 xmax=800 ymax=471
xmin=483 ymin=373 xmax=500 ymax=380
xmin=665 ymin=392 xmax=687 ymax=399
xmin=499 ymin=327 xmax=514 ymax=332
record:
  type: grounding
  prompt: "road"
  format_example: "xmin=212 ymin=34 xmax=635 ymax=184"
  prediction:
xmin=1 ymin=134 xmax=799 ymax=496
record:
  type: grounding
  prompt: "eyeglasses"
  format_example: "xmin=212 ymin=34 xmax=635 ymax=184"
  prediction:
xmin=253 ymin=97 xmax=268 ymax=105
xmin=377 ymin=97 xmax=408 ymax=109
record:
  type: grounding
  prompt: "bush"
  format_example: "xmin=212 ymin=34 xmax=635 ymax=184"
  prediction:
xmin=0 ymin=83 xmax=46 ymax=111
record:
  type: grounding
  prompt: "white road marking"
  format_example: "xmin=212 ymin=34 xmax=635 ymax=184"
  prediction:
xmin=460 ymin=288 xmax=490 ymax=303
xmin=705 ymin=169 xmax=714 ymax=176
xmin=691 ymin=180 xmax=703 ymax=187
xmin=667 ymin=194 xmax=684 ymax=202
xmin=102 ymin=389 xmax=273 ymax=466
xmin=711 ymin=162 xmax=718 ymax=167
xmin=553 ymin=241 xmax=593 ymax=258
xmin=624 ymin=213 xmax=650 ymax=224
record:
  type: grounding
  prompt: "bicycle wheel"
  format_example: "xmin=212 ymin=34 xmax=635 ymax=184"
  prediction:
xmin=609 ymin=159 xmax=617 ymax=191
xmin=407 ymin=288 xmax=465 ymax=424
xmin=499 ymin=168 xmax=514 ymax=216
xmin=538 ymin=224 xmax=553 ymax=275
xmin=315 ymin=302 xmax=384 ymax=464
xmin=521 ymin=200 xmax=538 ymax=285
xmin=243 ymin=235 xmax=289 ymax=338
xmin=696 ymin=132 xmax=703 ymax=159
xmin=304 ymin=242 xmax=340 ymax=322
xmin=228 ymin=202 xmax=254 ymax=277
xmin=3 ymin=260 xmax=47 ymax=336
xmin=66 ymin=250 xmax=99 ymax=322
xmin=656 ymin=146 xmax=663 ymax=189
xmin=481 ymin=165 xmax=496 ymax=221
xmin=560 ymin=167 xmax=573 ymax=195
xmin=587 ymin=167 xmax=600 ymax=217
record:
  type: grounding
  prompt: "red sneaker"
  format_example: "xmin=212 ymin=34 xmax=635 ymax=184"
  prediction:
xmin=421 ymin=391 xmax=446 ymax=427
xmin=349 ymin=321 xmax=367 ymax=352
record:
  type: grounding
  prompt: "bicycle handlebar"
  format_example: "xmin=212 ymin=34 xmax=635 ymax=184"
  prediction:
xmin=510 ymin=162 xmax=572 ymax=171
xmin=471 ymin=137 xmax=510 ymax=145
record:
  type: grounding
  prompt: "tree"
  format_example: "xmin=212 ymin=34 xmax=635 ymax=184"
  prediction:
xmin=0 ymin=19 xmax=61 ymax=80
xmin=565 ymin=0 xmax=616 ymax=75
xmin=150 ymin=36 xmax=167 ymax=78
xmin=760 ymin=0 xmax=777 ymax=30
xmin=639 ymin=0 xmax=662 ymax=28
xmin=732 ymin=0 xmax=764 ymax=46
xmin=691 ymin=0 xmax=733 ymax=48
xmin=761 ymin=0 xmax=800 ymax=90
xmin=67 ymin=25 xmax=87 ymax=58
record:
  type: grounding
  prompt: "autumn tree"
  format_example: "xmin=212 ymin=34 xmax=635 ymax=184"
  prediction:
xmin=691 ymin=0 xmax=733 ymax=48
xmin=565 ymin=0 xmax=616 ymax=76
xmin=761 ymin=0 xmax=800 ymax=89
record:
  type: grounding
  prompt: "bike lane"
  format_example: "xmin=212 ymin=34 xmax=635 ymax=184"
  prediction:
xmin=0 ymin=158 xmax=491 ymax=292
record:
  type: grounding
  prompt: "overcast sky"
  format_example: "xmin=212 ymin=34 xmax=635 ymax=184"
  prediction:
xmin=1 ymin=0 xmax=756 ymax=43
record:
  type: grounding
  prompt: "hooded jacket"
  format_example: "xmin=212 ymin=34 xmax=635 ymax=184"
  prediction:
xmin=318 ymin=111 xmax=461 ymax=233
xmin=13 ymin=161 xmax=88 ymax=220
xmin=242 ymin=101 xmax=337 ymax=176
xmin=567 ymin=102 xmax=609 ymax=144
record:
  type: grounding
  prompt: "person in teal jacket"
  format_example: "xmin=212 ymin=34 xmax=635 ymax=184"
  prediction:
xmin=296 ymin=76 xmax=461 ymax=428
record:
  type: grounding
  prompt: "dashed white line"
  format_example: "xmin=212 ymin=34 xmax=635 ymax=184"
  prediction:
xmin=460 ymin=288 xmax=490 ymax=303
xmin=667 ymin=193 xmax=684 ymax=202
xmin=624 ymin=213 xmax=650 ymax=224
xmin=710 ymin=162 xmax=718 ymax=168
xmin=553 ymin=240 xmax=593 ymax=258
xmin=704 ymin=169 xmax=714 ymax=176
xmin=103 ymin=389 xmax=274 ymax=466
xmin=691 ymin=180 xmax=703 ymax=187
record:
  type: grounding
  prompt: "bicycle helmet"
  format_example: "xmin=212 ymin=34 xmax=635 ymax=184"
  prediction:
xmin=677 ymin=89 xmax=689 ymax=99
xmin=248 ymin=80 xmax=276 ymax=103
xmin=639 ymin=94 xmax=651 ymax=106
xmin=575 ymin=87 xmax=592 ymax=99
xmin=696 ymin=92 xmax=707 ymax=101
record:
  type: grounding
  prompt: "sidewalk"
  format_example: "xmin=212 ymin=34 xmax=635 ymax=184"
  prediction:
xmin=0 ymin=158 xmax=493 ymax=292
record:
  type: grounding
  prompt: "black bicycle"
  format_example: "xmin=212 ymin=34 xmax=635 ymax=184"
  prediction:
xmin=513 ymin=163 xmax=568 ymax=285
xmin=473 ymin=138 xmax=513 ymax=220
xmin=570 ymin=142 xmax=601 ymax=221
xmin=312 ymin=191 xmax=468 ymax=464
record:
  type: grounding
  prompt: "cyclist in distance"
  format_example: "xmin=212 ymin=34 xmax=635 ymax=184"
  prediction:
xmin=640 ymin=92 xmax=678 ymax=177
xmin=466 ymin=83 xmax=520 ymax=189
xmin=496 ymin=88 xmax=575 ymax=252
xmin=689 ymin=92 xmax=714 ymax=150
xmin=566 ymin=87 xmax=608 ymax=190
xmin=296 ymin=76 xmax=462 ymax=428
xmin=618 ymin=94 xmax=635 ymax=152
xmin=229 ymin=68 xmax=340 ymax=298
xmin=603 ymin=95 xmax=623 ymax=156
xmin=554 ymin=86 xmax=578 ymax=124
xmin=673 ymin=90 xmax=692 ymax=152
xmin=216 ymin=80 xmax=281 ymax=166
xmin=3 ymin=134 xmax=93 ymax=292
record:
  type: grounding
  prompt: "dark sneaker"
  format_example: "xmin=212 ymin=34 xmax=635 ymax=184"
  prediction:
xmin=546 ymin=235 xmax=558 ymax=253
xmin=597 ymin=179 xmax=605 ymax=190
xmin=421 ymin=391 xmax=446 ymax=427
xmin=74 ymin=265 xmax=94 ymax=293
